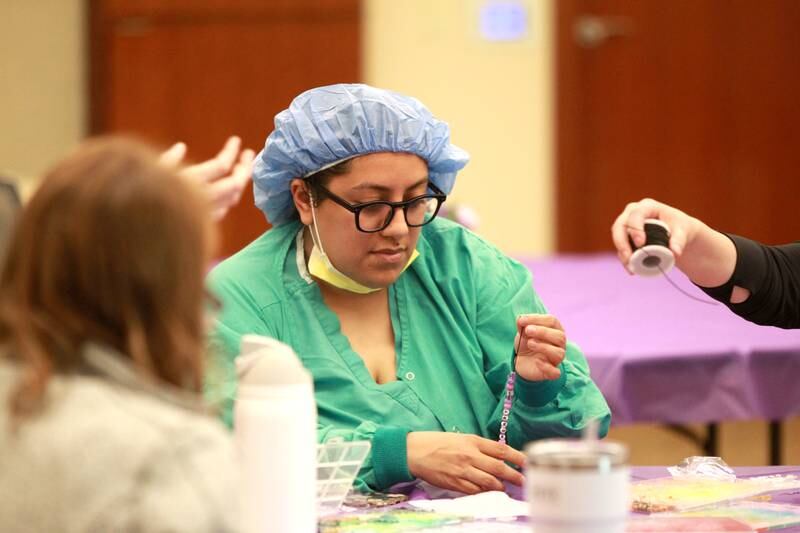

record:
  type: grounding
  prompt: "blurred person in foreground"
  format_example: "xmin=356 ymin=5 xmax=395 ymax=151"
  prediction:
xmin=0 ymin=137 xmax=244 ymax=533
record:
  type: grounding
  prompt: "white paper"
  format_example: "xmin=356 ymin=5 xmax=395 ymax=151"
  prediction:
xmin=408 ymin=490 xmax=529 ymax=520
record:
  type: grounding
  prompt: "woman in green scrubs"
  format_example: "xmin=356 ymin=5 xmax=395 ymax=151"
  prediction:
xmin=208 ymin=84 xmax=610 ymax=493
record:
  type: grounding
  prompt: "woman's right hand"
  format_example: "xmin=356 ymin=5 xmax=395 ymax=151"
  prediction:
xmin=611 ymin=198 xmax=701 ymax=273
xmin=406 ymin=432 xmax=525 ymax=494
xmin=160 ymin=136 xmax=255 ymax=221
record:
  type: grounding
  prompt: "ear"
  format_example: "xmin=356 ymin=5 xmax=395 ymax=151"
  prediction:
xmin=290 ymin=179 xmax=314 ymax=226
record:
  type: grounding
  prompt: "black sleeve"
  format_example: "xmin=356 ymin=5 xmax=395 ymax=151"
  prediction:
xmin=698 ymin=234 xmax=800 ymax=329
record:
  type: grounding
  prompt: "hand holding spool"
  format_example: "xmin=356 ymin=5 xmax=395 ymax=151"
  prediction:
xmin=611 ymin=198 xmax=701 ymax=276
xmin=612 ymin=199 xmax=724 ymax=305
xmin=627 ymin=219 xmax=676 ymax=277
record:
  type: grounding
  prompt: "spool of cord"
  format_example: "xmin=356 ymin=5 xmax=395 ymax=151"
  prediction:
xmin=628 ymin=219 xmax=675 ymax=277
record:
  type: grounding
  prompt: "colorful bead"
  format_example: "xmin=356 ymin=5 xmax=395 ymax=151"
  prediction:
xmin=497 ymin=370 xmax=517 ymax=444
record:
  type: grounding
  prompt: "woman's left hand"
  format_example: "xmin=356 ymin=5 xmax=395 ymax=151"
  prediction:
xmin=513 ymin=314 xmax=566 ymax=381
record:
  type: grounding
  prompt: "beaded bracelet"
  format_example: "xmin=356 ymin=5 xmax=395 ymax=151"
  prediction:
xmin=497 ymin=367 xmax=516 ymax=444
xmin=498 ymin=330 xmax=522 ymax=444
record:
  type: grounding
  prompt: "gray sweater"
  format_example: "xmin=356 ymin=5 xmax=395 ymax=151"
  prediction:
xmin=0 ymin=344 xmax=240 ymax=533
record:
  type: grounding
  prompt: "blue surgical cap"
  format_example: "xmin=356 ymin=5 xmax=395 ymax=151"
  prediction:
xmin=253 ymin=83 xmax=470 ymax=225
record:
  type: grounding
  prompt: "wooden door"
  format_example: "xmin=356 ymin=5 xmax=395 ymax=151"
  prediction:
xmin=557 ymin=1 xmax=800 ymax=252
xmin=90 ymin=0 xmax=361 ymax=257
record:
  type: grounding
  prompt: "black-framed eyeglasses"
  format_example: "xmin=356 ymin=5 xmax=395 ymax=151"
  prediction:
xmin=314 ymin=181 xmax=447 ymax=233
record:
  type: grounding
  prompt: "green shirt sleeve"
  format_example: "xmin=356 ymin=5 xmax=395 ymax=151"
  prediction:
xmin=472 ymin=240 xmax=611 ymax=451
xmin=319 ymin=423 xmax=414 ymax=491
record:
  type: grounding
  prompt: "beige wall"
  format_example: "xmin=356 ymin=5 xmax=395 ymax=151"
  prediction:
xmin=0 ymin=0 xmax=86 ymax=198
xmin=0 ymin=0 xmax=555 ymax=253
xmin=363 ymin=0 xmax=554 ymax=254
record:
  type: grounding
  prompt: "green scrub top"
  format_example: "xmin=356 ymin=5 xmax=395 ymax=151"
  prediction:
xmin=207 ymin=218 xmax=610 ymax=490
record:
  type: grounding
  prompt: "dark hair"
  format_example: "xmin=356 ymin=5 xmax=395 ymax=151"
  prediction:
xmin=0 ymin=137 xmax=214 ymax=420
xmin=304 ymin=159 xmax=353 ymax=205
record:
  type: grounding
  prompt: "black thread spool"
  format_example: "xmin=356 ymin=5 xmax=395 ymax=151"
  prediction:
xmin=628 ymin=219 xmax=675 ymax=277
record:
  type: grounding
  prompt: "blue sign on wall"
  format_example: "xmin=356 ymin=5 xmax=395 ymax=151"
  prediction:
xmin=479 ymin=1 xmax=529 ymax=42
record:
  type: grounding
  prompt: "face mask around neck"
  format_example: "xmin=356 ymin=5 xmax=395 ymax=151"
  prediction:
xmin=306 ymin=202 xmax=419 ymax=294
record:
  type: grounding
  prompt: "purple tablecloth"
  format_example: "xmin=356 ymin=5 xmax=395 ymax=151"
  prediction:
xmin=518 ymin=254 xmax=800 ymax=425
xmin=400 ymin=467 xmax=800 ymax=531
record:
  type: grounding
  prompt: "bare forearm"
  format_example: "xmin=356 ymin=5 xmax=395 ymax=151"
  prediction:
xmin=676 ymin=219 xmax=737 ymax=287
xmin=675 ymin=220 xmax=752 ymax=303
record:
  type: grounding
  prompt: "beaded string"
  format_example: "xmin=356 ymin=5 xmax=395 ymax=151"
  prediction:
xmin=498 ymin=328 xmax=521 ymax=444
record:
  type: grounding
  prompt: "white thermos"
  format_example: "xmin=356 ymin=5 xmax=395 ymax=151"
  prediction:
xmin=525 ymin=438 xmax=630 ymax=533
xmin=235 ymin=335 xmax=317 ymax=533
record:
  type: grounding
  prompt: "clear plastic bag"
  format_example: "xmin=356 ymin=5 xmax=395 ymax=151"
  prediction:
xmin=667 ymin=456 xmax=736 ymax=481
